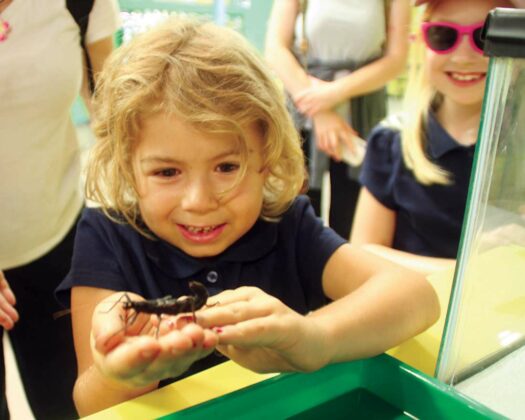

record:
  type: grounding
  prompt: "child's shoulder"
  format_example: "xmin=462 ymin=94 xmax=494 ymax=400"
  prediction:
xmin=281 ymin=195 xmax=315 ymax=223
xmin=79 ymin=207 xmax=140 ymax=240
xmin=366 ymin=112 xmax=406 ymax=156
xmin=369 ymin=112 xmax=406 ymax=139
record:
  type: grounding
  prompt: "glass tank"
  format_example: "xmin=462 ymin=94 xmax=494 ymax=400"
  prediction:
xmin=435 ymin=8 xmax=525 ymax=419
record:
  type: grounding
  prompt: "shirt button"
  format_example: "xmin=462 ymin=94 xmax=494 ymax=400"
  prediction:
xmin=206 ymin=271 xmax=219 ymax=283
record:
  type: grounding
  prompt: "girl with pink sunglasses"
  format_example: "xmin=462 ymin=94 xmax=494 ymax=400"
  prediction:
xmin=350 ymin=0 xmax=517 ymax=274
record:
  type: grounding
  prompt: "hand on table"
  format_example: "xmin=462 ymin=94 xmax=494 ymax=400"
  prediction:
xmin=0 ymin=271 xmax=18 ymax=330
xmin=197 ymin=287 xmax=330 ymax=374
xmin=91 ymin=292 xmax=219 ymax=388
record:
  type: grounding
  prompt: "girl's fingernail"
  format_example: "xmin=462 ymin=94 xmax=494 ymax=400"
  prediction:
xmin=213 ymin=327 xmax=223 ymax=334
xmin=179 ymin=315 xmax=195 ymax=323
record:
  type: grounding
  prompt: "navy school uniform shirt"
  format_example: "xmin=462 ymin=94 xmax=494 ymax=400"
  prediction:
xmin=56 ymin=195 xmax=346 ymax=381
xmin=359 ymin=113 xmax=475 ymax=258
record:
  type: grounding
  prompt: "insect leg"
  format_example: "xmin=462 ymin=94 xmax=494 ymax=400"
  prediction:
xmin=99 ymin=292 xmax=133 ymax=314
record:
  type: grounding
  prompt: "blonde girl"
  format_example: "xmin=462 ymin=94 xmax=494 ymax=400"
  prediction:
xmin=56 ymin=17 xmax=439 ymax=416
xmin=351 ymin=0 xmax=516 ymax=274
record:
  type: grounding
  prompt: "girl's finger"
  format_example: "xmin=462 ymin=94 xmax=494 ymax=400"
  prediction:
xmin=205 ymin=286 xmax=260 ymax=307
xmin=198 ymin=298 xmax=275 ymax=328
xmin=99 ymin=336 xmax=160 ymax=381
xmin=213 ymin=316 xmax=287 ymax=347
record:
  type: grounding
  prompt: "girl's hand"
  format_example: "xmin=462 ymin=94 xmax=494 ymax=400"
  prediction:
xmin=294 ymin=79 xmax=342 ymax=116
xmin=91 ymin=293 xmax=218 ymax=388
xmin=312 ymin=110 xmax=357 ymax=160
xmin=197 ymin=287 xmax=329 ymax=373
xmin=0 ymin=271 xmax=18 ymax=330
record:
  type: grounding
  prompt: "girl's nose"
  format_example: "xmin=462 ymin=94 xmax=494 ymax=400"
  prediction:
xmin=452 ymin=34 xmax=479 ymax=61
xmin=181 ymin=177 xmax=220 ymax=213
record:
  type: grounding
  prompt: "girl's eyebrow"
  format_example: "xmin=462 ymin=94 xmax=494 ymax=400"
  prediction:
xmin=140 ymin=149 xmax=241 ymax=165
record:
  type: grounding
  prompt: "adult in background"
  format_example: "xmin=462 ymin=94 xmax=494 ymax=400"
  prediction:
xmin=0 ymin=0 xmax=120 ymax=418
xmin=265 ymin=0 xmax=410 ymax=238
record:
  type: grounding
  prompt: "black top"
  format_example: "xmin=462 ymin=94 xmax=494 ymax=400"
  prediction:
xmin=359 ymin=113 xmax=475 ymax=258
xmin=56 ymin=195 xmax=346 ymax=380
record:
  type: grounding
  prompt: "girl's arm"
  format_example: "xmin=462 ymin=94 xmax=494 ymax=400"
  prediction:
xmin=314 ymin=244 xmax=440 ymax=362
xmin=71 ymin=286 xmax=158 ymax=416
xmin=71 ymin=286 xmax=218 ymax=416
xmin=351 ymin=188 xmax=396 ymax=245
xmin=197 ymin=245 xmax=439 ymax=373
xmin=294 ymin=0 xmax=411 ymax=116
xmin=359 ymin=244 xmax=456 ymax=275
xmin=351 ymin=188 xmax=455 ymax=275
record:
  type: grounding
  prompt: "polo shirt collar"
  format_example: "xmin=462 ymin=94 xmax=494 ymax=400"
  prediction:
xmin=426 ymin=111 xmax=471 ymax=159
xmin=144 ymin=218 xmax=278 ymax=279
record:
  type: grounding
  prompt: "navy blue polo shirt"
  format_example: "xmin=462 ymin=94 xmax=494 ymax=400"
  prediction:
xmin=359 ymin=113 xmax=475 ymax=258
xmin=56 ymin=195 xmax=345 ymax=380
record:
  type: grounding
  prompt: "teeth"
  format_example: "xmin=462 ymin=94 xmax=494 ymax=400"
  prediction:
xmin=450 ymin=72 xmax=483 ymax=81
xmin=186 ymin=225 xmax=216 ymax=233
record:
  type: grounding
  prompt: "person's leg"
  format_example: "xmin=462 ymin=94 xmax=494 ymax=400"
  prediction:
xmin=329 ymin=160 xmax=361 ymax=239
xmin=0 ymin=328 xmax=9 ymax=420
xmin=5 ymin=223 xmax=78 ymax=420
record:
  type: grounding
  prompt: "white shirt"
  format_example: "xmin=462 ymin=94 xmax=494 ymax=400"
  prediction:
xmin=0 ymin=0 xmax=120 ymax=269
xmin=295 ymin=0 xmax=386 ymax=63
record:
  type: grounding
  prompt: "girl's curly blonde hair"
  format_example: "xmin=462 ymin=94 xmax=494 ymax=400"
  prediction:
xmin=86 ymin=16 xmax=305 ymax=234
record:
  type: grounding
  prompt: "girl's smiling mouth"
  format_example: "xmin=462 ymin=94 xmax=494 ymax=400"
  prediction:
xmin=446 ymin=71 xmax=486 ymax=86
xmin=177 ymin=223 xmax=227 ymax=243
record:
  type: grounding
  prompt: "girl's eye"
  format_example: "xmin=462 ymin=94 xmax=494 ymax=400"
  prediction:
xmin=154 ymin=168 xmax=179 ymax=178
xmin=216 ymin=162 xmax=240 ymax=173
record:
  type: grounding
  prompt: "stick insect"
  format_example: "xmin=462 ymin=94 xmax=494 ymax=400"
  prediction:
xmin=54 ymin=281 xmax=213 ymax=338
xmin=111 ymin=281 xmax=211 ymax=336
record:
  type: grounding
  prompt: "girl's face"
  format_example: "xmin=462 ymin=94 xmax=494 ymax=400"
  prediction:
xmin=133 ymin=113 xmax=267 ymax=258
xmin=425 ymin=0 xmax=508 ymax=109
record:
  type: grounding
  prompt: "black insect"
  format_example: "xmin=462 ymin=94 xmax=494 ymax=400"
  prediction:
xmin=52 ymin=282 xmax=212 ymax=330
xmin=110 ymin=281 xmax=211 ymax=335
xmin=120 ymin=281 xmax=208 ymax=317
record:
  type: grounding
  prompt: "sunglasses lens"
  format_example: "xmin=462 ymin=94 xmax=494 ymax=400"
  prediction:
xmin=426 ymin=25 xmax=458 ymax=52
xmin=473 ymin=27 xmax=484 ymax=52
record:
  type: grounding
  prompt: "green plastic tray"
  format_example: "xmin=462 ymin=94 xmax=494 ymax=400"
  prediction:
xmin=158 ymin=354 xmax=503 ymax=419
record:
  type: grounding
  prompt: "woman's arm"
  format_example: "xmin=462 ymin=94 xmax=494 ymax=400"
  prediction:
xmin=264 ymin=0 xmax=311 ymax=96
xmin=80 ymin=36 xmax=115 ymax=114
xmin=294 ymin=0 xmax=411 ymax=116
xmin=0 ymin=271 xmax=18 ymax=330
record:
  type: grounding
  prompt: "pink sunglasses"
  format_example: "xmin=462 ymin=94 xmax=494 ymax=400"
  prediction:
xmin=421 ymin=21 xmax=485 ymax=55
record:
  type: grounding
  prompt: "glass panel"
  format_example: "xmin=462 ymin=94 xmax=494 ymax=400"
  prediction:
xmin=436 ymin=56 xmax=525 ymax=418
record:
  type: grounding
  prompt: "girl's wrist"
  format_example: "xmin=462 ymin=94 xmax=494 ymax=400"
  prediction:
xmin=91 ymin=363 xmax=159 ymax=394
xmin=304 ymin=313 xmax=339 ymax=369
